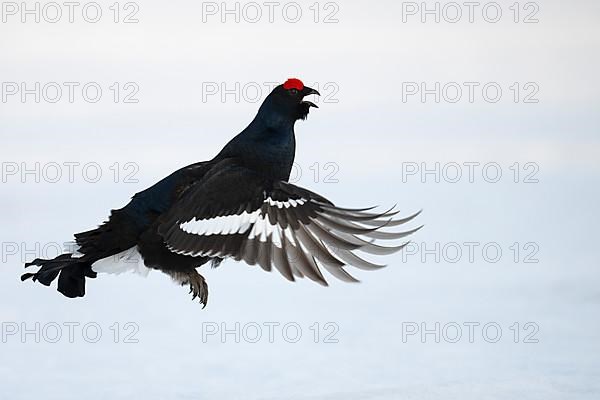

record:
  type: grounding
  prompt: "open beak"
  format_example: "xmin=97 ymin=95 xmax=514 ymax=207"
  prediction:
xmin=302 ymin=87 xmax=320 ymax=108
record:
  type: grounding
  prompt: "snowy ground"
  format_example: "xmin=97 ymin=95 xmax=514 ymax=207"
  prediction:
xmin=1 ymin=174 xmax=598 ymax=399
xmin=1 ymin=0 xmax=599 ymax=398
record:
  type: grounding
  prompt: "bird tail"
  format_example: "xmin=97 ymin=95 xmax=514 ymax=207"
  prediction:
xmin=21 ymin=254 xmax=97 ymax=298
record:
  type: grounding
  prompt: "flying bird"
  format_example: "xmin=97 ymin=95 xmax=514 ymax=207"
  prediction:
xmin=22 ymin=78 xmax=421 ymax=308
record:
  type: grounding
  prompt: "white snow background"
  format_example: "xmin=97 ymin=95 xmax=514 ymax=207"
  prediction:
xmin=1 ymin=0 xmax=599 ymax=398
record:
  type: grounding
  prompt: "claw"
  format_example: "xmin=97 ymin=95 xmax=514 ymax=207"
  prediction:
xmin=183 ymin=271 xmax=209 ymax=308
xmin=166 ymin=270 xmax=209 ymax=308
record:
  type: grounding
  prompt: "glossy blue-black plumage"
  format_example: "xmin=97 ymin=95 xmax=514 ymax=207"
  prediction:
xmin=23 ymin=82 xmax=319 ymax=298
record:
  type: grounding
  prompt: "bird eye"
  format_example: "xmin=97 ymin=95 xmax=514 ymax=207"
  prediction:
xmin=289 ymin=88 xmax=299 ymax=95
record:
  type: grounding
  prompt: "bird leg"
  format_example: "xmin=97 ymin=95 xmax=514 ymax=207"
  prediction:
xmin=165 ymin=269 xmax=209 ymax=308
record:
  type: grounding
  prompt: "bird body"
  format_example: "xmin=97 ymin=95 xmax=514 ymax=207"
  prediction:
xmin=22 ymin=78 xmax=421 ymax=308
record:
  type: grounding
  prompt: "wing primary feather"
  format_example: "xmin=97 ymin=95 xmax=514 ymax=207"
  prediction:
xmin=255 ymin=240 xmax=272 ymax=272
xmin=286 ymin=229 xmax=328 ymax=285
xmin=358 ymin=210 xmax=423 ymax=227
xmin=325 ymin=229 xmax=412 ymax=256
xmin=322 ymin=215 xmax=424 ymax=240
xmin=313 ymin=257 xmax=360 ymax=283
xmin=297 ymin=224 xmax=365 ymax=283
xmin=326 ymin=245 xmax=387 ymax=270
xmin=318 ymin=204 xmax=399 ymax=220
xmin=271 ymin=244 xmax=295 ymax=281
xmin=363 ymin=225 xmax=424 ymax=240
xmin=281 ymin=236 xmax=304 ymax=279
xmin=315 ymin=203 xmax=379 ymax=213
xmin=295 ymin=225 xmax=345 ymax=268
xmin=240 ymin=238 xmax=258 ymax=266
xmin=310 ymin=220 xmax=369 ymax=247
xmin=315 ymin=213 xmax=387 ymax=235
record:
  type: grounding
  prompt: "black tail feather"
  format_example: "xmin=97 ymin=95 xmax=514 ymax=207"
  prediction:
xmin=22 ymin=255 xmax=97 ymax=298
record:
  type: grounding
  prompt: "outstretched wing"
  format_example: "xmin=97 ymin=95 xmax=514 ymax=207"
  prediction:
xmin=157 ymin=164 xmax=421 ymax=285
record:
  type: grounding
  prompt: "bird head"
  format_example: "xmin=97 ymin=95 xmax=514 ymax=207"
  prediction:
xmin=258 ymin=78 xmax=320 ymax=125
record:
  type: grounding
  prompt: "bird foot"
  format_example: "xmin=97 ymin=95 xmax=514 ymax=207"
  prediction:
xmin=167 ymin=269 xmax=209 ymax=308
xmin=188 ymin=271 xmax=209 ymax=308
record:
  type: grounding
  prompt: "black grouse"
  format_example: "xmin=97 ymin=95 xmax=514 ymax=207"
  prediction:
xmin=22 ymin=78 xmax=421 ymax=308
